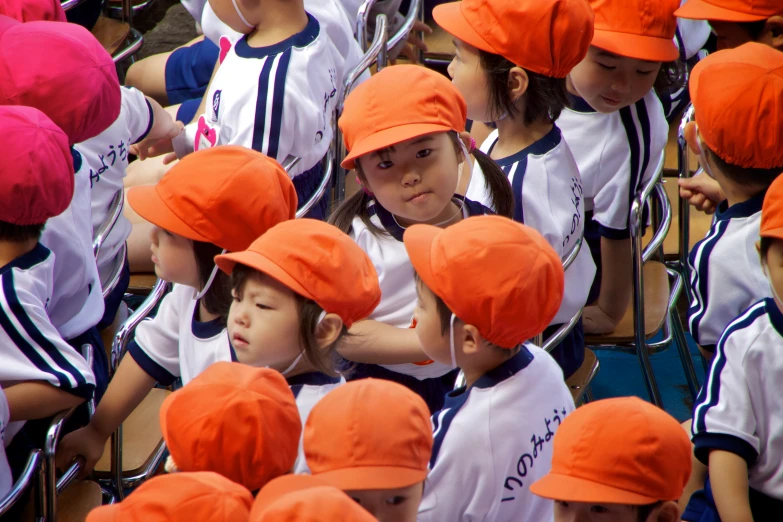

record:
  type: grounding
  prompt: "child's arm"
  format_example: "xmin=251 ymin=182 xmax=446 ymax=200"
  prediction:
xmin=678 ymin=172 xmax=725 ymax=215
xmin=5 ymin=382 xmax=85 ymax=422
xmin=338 ymin=320 xmax=429 ymax=364
xmin=709 ymin=450 xmax=754 ymax=522
xmin=129 ymin=95 xmax=184 ymax=161
xmin=583 ymin=236 xmax=633 ymax=334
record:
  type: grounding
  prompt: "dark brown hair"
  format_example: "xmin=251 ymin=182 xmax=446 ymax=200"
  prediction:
xmin=478 ymin=50 xmax=570 ymax=126
xmin=0 ymin=221 xmax=45 ymax=242
xmin=330 ymin=131 xmax=513 ymax=235
xmin=654 ymin=59 xmax=686 ymax=94
xmin=704 ymin=146 xmax=782 ymax=192
xmin=230 ymin=265 xmax=347 ymax=376
xmin=738 ymin=20 xmax=770 ymax=41
xmin=192 ymin=240 xmax=232 ymax=322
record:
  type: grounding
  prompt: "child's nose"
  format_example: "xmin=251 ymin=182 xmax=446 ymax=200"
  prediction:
xmin=401 ymin=168 xmax=421 ymax=187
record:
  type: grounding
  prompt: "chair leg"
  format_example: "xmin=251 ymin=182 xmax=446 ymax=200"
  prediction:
xmin=636 ymin=344 xmax=664 ymax=407
xmin=672 ymin=308 xmax=700 ymax=399
xmin=583 ymin=387 xmax=594 ymax=404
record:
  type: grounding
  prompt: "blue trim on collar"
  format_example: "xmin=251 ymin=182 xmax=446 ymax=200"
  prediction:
xmin=0 ymin=243 xmax=50 ymax=276
xmin=234 ymin=13 xmax=319 ymax=59
xmin=487 ymin=126 xmax=562 ymax=167
xmin=191 ymin=305 xmax=225 ymax=339
xmin=287 ymin=371 xmax=341 ymax=387
xmin=567 ymin=94 xmax=596 ymax=113
xmin=71 ymin=147 xmax=82 ymax=173
xmin=473 ymin=344 xmax=535 ymax=389
xmin=765 ymin=298 xmax=783 ymax=340
xmin=714 ymin=189 xmax=766 ymax=222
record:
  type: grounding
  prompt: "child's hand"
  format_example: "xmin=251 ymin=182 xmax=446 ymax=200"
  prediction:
xmin=678 ymin=174 xmax=724 ymax=215
xmin=130 ymin=121 xmax=184 ymax=161
xmin=398 ymin=21 xmax=433 ymax=63
xmin=583 ymin=305 xmax=619 ymax=335
xmin=56 ymin=424 xmax=108 ymax=478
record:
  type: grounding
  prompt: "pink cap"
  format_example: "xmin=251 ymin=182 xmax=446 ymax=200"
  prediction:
xmin=0 ymin=0 xmax=66 ymax=23
xmin=0 ymin=106 xmax=74 ymax=225
xmin=0 ymin=19 xmax=120 ymax=144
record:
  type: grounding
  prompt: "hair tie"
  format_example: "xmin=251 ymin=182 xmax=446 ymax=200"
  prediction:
xmin=356 ymin=176 xmax=374 ymax=197
xmin=468 ymin=137 xmax=477 ymax=153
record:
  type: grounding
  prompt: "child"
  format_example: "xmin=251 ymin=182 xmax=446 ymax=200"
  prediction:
xmin=160 ymin=362 xmax=301 ymax=493
xmin=86 ymin=472 xmax=254 ymax=522
xmin=684 ymin=173 xmax=783 ymax=521
xmin=684 ymin=43 xmax=782 ymax=356
xmin=329 ymin=64 xmax=514 ymax=413
xmin=557 ymin=0 xmax=681 ymax=334
xmin=434 ymin=0 xmax=596 ymax=378
xmin=56 ymin=146 xmax=297 ymax=475
xmin=0 ymin=106 xmax=96 ymax=476
xmin=530 ymin=397 xmax=692 ymax=522
xmin=403 ymin=215 xmax=574 ymax=521
xmin=304 ymin=379 xmax=432 ymax=522
xmin=214 ymin=219 xmax=382 ymax=472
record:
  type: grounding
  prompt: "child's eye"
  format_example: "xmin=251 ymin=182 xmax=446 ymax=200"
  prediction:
xmin=377 ymin=160 xmax=394 ymax=170
xmin=590 ymin=505 xmax=609 ymax=514
xmin=636 ymin=69 xmax=655 ymax=75
xmin=597 ymin=63 xmax=616 ymax=70
xmin=232 ymin=295 xmax=241 ymax=302
xmin=255 ymin=303 xmax=272 ymax=310
xmin=386 ymin=496 xmax=407 ymax=506
xmin=416 ymin=149 xmax=433 ymax=159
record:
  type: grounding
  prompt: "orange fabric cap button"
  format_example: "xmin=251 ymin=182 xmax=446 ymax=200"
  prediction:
xmin=128 ymin=146 xmax=297 ymax=253
xmin=434 ymin=0 xmax=594 ymax=77
xmin=159 ymin=362 xmax=301 ymax=492
xmin=404 ymin=215 xmax=564 ymax=348
xmin=589 ymin=0 xmax=679 ymax=61
xmin=304 ymin=379 xmax=432 ymax=490
xmin=760 ymin=175 xmax=783 ymax=241
xmin=530 ymin=397 xmax=692 ymax=504
xmin=86 ymin=472 xmax=254 ymax=522
xmin=339 ymin=64 xmax=466 ymax=170
xmin=676 ymin=0 xmax=782 ymax=21
xmin=251 ymin=486 xmax=377 ymax=522
xmin=689 ymin=43 xmax=783 ymax=170
xmin=216 ymin=219 xmax=381 ymax=328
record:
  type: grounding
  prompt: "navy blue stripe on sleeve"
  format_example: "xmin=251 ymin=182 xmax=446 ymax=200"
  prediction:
xmin=693 ymin=432 xmax=758 ymax=466
xmin=133 ymin=98 xmax=155 ymax=145
xmin=266 ymin=48 xmax=292 ymax=161
xmin=127 ymin=340 xmax=177 ymax=386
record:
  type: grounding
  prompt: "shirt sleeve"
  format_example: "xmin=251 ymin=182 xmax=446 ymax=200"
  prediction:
xmin=121 ymin=87 xmax=154 ymax=145
xmin=127 ymin=285 xmax=185 ymax=386
xmin=0 ymin=389 xmax=10 ymax=499
xmin=691 ymin=326 xmax=759 ymax=466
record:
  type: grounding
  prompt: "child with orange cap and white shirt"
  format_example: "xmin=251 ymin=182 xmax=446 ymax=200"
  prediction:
xmin=304 ymin=379 xmax=433 ymax=522
xmin=57 ymin=146 xmax=298 ymax=476
xmin=530 ymin=396 xmax=692 ymax=522
xmin=557 ymin=0 xmax=681 ymax=334
xmin=159 ymin=362 xmax=301 ymax=493
xmin=329 ymin=64 xmax=514 ymax=413
xmin=214 ymin=219 xmax=381 ymax=473
xmin=684 ymin=173 xmax=783 ymax=522
xmin=86 ymin=471 xmax=254 ymax=522
xmin=433 ymin=0 xmax=596 ymax=379
xmin=402 ymin=215 xmax=574 ymax=521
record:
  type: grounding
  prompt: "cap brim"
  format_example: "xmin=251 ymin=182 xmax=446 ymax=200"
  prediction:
xmin=402 ymin=225 xmax=441 ymax=297
xmin=342 ymin=123 xmax=453 ymax=169
xmin=215 ymin=250 xmax=314 ymax=301
xmin=674 ymin=0 xmax=769 ymax=21
xmin=126 ymin=185 xmax=213 ymax=244
xmin=592 ymin=30 xmax=680 ymax=62
xmin=530 ymin=473 xmax=662 ymax=505
xmin=760 ymin=227 xmax=783 ymax=241
xmin=315 ymin=466 xmax=428 ymax=491
xmin=432 ymin=3 xmax=498 ymax=57
xmin=254 ymin=476 xmax=330 ymax=512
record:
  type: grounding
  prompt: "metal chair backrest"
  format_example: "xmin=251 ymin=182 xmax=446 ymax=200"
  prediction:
xmin=92 ymin=190 xmax=128 ymax=300
xmin=676 ymin=104 xmax=699 ymax=279
xmin=0 ymin=449 xmax=44 ymax=519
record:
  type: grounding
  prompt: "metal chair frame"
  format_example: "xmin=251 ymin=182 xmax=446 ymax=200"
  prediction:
xmin=0 ymin=450 xmax=44 ymax=520
xmin=92 ymin=190 xmax=128 ymax=300
xmin=61 ymin=0 xmax=143 ymax=64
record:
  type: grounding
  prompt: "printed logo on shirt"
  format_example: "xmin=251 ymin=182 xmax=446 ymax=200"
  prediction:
xmin=563 ymin=177 xmax=583 ymax=249
xmin=212 ymin=90 xmax=222 ymax=122
xmin=219 ymin=36 xmax=231 ymax=65
xmin=316 ymin=68 xmax=338 ymax=145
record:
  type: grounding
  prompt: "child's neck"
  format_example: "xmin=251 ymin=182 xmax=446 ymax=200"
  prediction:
xmin=0 ymin=239 xmax=38 ymax=269
xmin=196 ymin=301 xmax=221 ymax=323
xmin=461 ymin=346 xmax=520 ymax=389
xmin=713 ymin=172 xmax=763 ymax=209
xmin=246 ymin=2 xmax=308 ymax=48
xmin=492 ymin=115 xmax=553 ymax=161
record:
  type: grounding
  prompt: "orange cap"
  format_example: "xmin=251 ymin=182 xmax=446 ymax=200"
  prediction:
xmin=760 ymin=174 xmax=783 ymax=240
xmin=530 ymin=397 xmax=692 ymax=504
xmin=590 ymin=0 xmax=679 ymax=61
xmin=252 ymin=475 xmax=331 ymax=515
xmin=339 ymin=64 xmax=466 ymax=170
xmin=159 ymin=362 xmax=301 ymax=492
xmin=215 ymin=219 xmax=381 ymax=328
xmin=304 ymin=379 xmax=432 ymax=490
xmin=676 ymin=0 xmax=782 ymax=21
xmin=403 ymin=216 xmax=564 ymax=348
xmin=127 ymin=146 xmax=297 ymax=252
xmin=86 ymin=472 xmax=254 ymax=522
xmin=434 ymin=0 xmax=594 ymax=77
xmin=689 ymin=43 xmax=783 ymax=170
xmin=251 ymin=487 xmax=377 ymax=522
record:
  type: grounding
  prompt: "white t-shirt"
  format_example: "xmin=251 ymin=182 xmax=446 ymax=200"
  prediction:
xmin=466 ymin=126 xmax=595 ymax=324
xmin=75 ymin=87 xmax=153 ymax=287
xmin=40 ymin=150 xmax=104 ymax=340
xmin=181 ymin=0 xmax=208 ymax=24
xmin=419 ymin=344 xmax=575 ymax=522
xmin=0 ymin=389 xmax=11 ymax=499
xmin=288 ymin=372 xmax=344 ymax=474
xmin=692 ymin=298 xmax=783 ymax=500
xmin=688 ymin=193 xmax=769 ymax=349
xmin=127 ymin=284 xmax=231 ymax=386
xmin=676 ymin=0 xmax=712 ymax=60
xmin=558 ymin=90 xmax=668 ymax=238
xmin=0 ymin=244 xmax=96 ymax=442
xmin=351 ymin=197 xmax=492 ymax=379
xmin=175 ymin=14 xmax=340 ymax=178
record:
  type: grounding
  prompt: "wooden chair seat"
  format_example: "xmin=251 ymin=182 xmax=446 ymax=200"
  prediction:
xmin=91 ymin=16 xmax=130 ymax=57
xmin=567 ymin=348 xmax=599 ymax=404
xmin=642 ymin=180 xmax=713 ymax=256
xmin=127 ymin=273 xmax=158 ymax=295
xmin=94 ymin=388 xmax=170 ymax=475
xmin=585 ymin=261 xmax=670 ymax=345
xmin=22 ymin=481 xmax=103 ymax=522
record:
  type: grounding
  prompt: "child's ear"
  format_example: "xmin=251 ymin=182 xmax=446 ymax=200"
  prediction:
xmin=765 ymin=16 xmax=783 ymax=50
xmin=316 ymin=314 xmax=344 ymax=348
xmin=651 ymin=501 xmax=680 ymax=522
xmin=683 ymin=121 xmax=700 ymax=156
xmin=461 ymin=324 xmax=482 ymax=355
xmin=507 ymin=67 xmax=529 ymax=102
